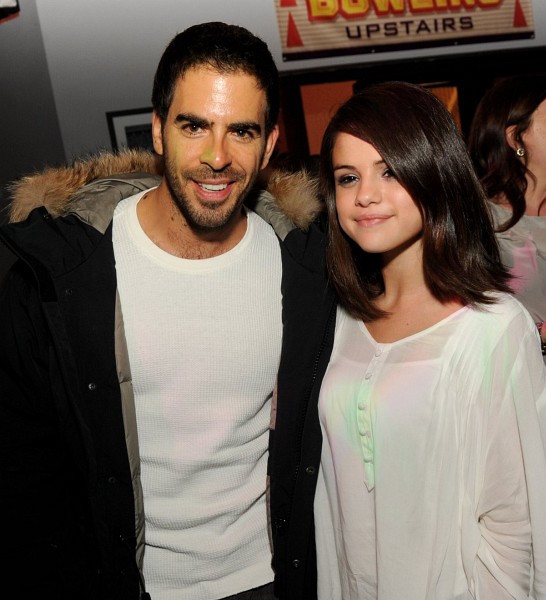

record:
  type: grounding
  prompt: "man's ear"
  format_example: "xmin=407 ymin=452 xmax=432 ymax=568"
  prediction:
xmin=505 ymin=124 xmax=519 ymax=151
xmin=152 ymin=111 xmax=164 ymax=156
xmin=260 ymin=125 xmax=280 ymax=170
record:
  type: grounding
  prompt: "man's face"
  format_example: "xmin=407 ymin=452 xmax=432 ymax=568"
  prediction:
xmin=152 ymin=66 xmax=278 ymax=232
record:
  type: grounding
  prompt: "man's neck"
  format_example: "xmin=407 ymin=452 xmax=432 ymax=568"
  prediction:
xmin=136 ymin=186 xmax=248 ymax=259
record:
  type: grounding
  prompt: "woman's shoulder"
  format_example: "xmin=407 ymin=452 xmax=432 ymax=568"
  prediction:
xmin=487 ymin=200 xmax=510 ymax=220
xmin=487 ymin=202 xmax=518 ymax=235
xmin=449 ymin=294 xmax=541 ymax=376
xmin=489 ymin=200 xmax=546 ymax=238
xmin=465 ymin=293 xmax=537 ymax=342
xmin=473 ymin=292 xmax=532 ymax=319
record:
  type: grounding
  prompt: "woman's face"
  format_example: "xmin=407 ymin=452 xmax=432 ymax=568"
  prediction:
xmin=522 ymin=98 xmax=546 ymax=184
xmin=333 ymin=132 xmax=423 ymax=259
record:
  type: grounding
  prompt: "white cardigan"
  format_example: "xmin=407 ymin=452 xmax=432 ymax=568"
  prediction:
xmin=315 ymin=294 xmax=546 ymax=599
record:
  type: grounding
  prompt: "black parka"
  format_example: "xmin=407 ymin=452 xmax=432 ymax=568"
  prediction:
xmin=0 ymin=152 xmax=330 ymax=600
xmin=269 ymin=223 xmax=336 ymax=600
xmin=0 ymin=174 xmax=158 ymax=599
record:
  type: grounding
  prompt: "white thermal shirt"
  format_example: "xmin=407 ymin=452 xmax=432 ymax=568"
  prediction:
xmin=113 ymin=191 xmax=282 ymax=599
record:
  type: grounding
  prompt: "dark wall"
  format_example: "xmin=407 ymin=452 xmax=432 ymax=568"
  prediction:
xmin=280 ymin=46 xmax=546 ymax=159
xmin=0 ymin=1 xmax=65 ymax=225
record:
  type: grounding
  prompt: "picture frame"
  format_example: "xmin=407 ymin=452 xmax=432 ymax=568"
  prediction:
xmin=106 ymin=107 xmax=153 ymax=152
xmin=0 ymin=0 xmax=20 ymax=25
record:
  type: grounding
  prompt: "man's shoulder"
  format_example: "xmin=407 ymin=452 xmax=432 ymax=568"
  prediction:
xmin=7 ymin=149 xmax=162 ymax=226
xmin=252 ymin=170 xmax=324 ymax=242
xmin=1 ymin=151 xmax=162 ymax=266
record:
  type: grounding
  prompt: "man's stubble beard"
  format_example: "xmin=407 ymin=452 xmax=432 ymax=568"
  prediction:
xmin=164 ymin=155 xmax=260 ymax=233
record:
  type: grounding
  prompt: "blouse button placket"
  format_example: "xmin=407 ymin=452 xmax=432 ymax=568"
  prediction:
xmin=358 ymin=344 xmax=387 ymax=474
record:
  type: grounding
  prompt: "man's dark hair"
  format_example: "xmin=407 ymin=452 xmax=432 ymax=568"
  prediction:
xmin=320 ymin=81 xmax=511 ymax=322
xmin=152 ymin=22 xmax=280 ymax=135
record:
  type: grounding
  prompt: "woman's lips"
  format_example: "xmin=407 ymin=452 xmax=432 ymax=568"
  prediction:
xmin=355 ymin=214 xmax=391 ymax=227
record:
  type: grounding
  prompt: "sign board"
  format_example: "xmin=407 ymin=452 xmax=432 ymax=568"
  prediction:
xmin=275 ymin=0 xmax=535 ymax=61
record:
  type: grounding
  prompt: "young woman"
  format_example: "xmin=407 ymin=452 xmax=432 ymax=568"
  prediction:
xmin=269 ymin=82 xmax=546 ymax=600
xmin=468 ymin=75 xmax=546 ymax=355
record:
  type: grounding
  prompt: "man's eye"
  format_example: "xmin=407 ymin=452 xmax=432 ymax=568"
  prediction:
xmin=234 ymin=129 xmax=253 ymax=139
xmin=182 ymin=123 xmax=202 ymax=135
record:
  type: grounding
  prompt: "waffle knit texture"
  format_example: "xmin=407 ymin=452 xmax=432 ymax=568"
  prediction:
xmin=113 ymin=192 xmax=282 ymax=599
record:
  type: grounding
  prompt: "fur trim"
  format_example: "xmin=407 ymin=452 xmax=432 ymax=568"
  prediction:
xmin=6 ymin=149 xmax=322 ymax=230
xmin=265 ymin=168 xmax=323 ymax=230
xmin=8 ymin=149 xmax=163 ymax=223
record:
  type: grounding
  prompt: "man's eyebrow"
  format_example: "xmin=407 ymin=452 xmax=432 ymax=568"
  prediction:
xmin=174 ymin=112 xmax=209 ymax=128
xmin=229 ymin=121 xmax=262 ymax=135
xmin=173 ymin=113 xmax=262 ymax=136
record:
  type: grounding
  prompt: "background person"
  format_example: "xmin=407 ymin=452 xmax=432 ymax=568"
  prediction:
xmin=468 ymin=74 xmax=546 ymax=356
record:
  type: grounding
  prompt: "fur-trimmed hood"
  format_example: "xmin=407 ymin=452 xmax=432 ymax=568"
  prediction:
xmin=6 ymin=149 xmax=323 ymax=231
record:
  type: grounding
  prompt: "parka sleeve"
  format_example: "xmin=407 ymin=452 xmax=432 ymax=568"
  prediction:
xmin=0 ymin=261 xmax=65 ymax=541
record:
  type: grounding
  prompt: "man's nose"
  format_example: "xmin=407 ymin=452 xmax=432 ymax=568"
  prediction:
xmin=200 ymin=134 xmax=232 ymax=171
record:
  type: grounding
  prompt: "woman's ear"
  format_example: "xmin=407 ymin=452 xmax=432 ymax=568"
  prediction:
xmin=505 ymin=124 xmax=519 ymax=151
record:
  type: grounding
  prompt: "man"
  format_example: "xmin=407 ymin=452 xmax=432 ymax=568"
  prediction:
xmin=0 ymin=22 xmax=323 ymax=600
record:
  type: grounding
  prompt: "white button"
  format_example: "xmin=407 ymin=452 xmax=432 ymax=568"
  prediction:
xmin=375 ymin=348 xmax=382 ymax=357
xmin=364 ymin=372 xmax=372 ymax=380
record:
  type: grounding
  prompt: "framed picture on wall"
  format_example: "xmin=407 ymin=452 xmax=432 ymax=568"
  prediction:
xmin=0 ymin=0 xmax=20 ymax=25
xmin=106 ymin=108 xmax=153 ymax=152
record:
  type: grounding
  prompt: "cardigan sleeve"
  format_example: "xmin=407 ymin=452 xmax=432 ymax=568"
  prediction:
xmin=511 ymin=331 xmax=546 ymax=600
xmin=466 ymin=312 xmax=546 ymax=600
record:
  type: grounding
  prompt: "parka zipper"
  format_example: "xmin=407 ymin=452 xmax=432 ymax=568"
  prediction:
xmin=290 ymin=298 xmax=336 ymax=489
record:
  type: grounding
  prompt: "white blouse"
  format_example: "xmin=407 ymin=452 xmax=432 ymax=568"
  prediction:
xmin=314 ymin=294 xmax=546 ymax=600
xmin=489 ymin=203 xmax=546 ymax=326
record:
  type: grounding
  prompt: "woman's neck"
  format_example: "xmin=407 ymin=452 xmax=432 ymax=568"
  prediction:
xmin=367 ymin=253 xmax=463 ymax=343
xmin=524 ymin=178 xmax=546 ymax=216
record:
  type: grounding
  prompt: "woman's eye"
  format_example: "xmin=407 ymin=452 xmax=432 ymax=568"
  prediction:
xmin=337 ymin=174 xmax=358 ymax=186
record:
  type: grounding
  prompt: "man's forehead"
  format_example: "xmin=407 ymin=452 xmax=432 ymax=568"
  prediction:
xmin=177 ymin=65 xmax=263 ymax=95
xmin=171 ymin=67 xmax=267 ymax=123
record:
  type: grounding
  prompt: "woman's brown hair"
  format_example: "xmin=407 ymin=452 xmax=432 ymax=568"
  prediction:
xmin=320 ymin=81 xmax=511 ymax=322
xmin=468 ymin=74 xmax=546 ymax=231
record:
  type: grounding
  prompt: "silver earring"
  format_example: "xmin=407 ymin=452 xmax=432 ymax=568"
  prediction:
xmin=516 ymin=147 xmax=525 ymax=157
